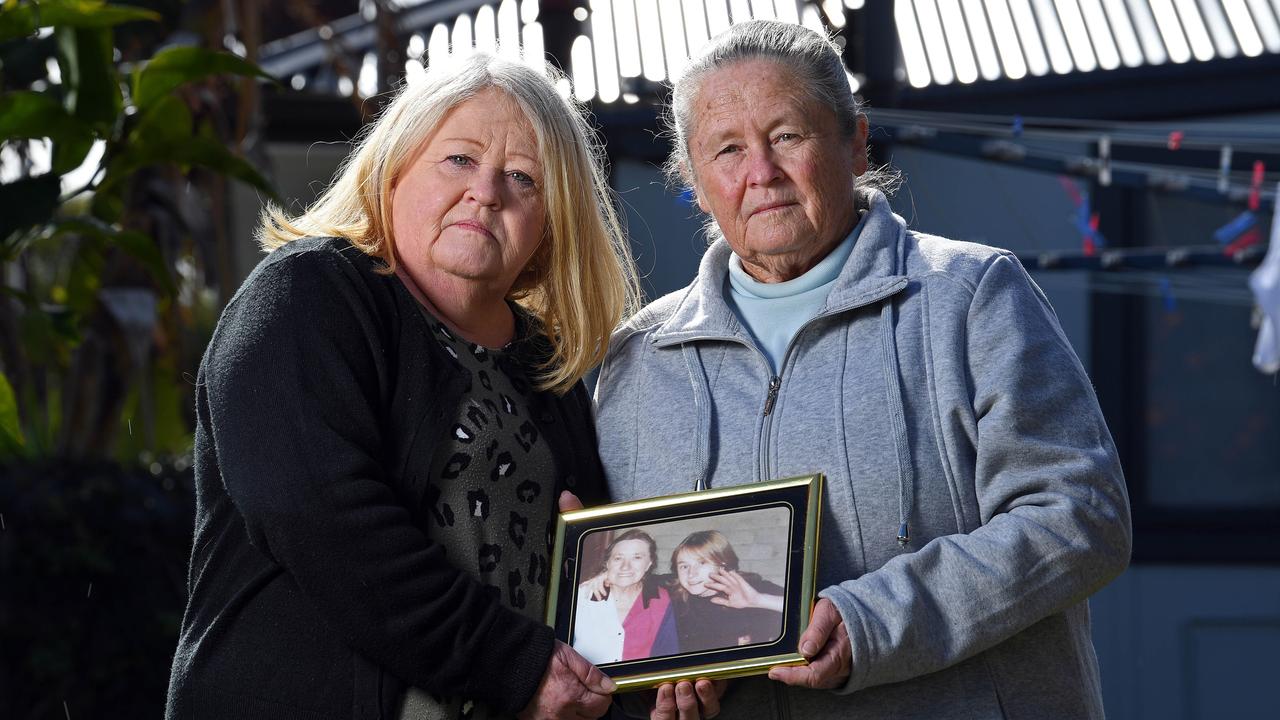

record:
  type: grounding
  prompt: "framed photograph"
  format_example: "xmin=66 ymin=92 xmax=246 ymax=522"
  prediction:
xmin=545 ymin=474 xmax=824 ymax=690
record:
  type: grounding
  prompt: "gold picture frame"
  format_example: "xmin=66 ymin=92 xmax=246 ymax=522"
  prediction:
xmin=545 ymin=474 xmax=824 ymax=691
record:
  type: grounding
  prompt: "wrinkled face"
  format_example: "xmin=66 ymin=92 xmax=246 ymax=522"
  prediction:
xmin=687 ymin=59 xmax=867 ymax=281
xmin=675 ymin=549 xmax=721 ymax=598
xmin=391 ymin=88 xmax=546 ymax=297
xmin=606 ymin=538 xmax=653 ymax=590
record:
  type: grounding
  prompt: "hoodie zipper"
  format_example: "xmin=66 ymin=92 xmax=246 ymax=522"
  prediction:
xmin=660 ymin=335 xmax=777 ymax=483
xmin=653 ymin=274 xmax=907 ymax=487
xmin=755 ymin=279 xmax=909 ymax=481
xmin=763 ymin=376 xmax=781 ymax=415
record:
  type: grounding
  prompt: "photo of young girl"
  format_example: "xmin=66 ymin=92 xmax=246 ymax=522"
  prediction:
xmin=668 ymin=530 xmax=785 ymax=654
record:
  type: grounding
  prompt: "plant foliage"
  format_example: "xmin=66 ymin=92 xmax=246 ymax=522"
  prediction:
xmin=0 ymin=0 xmax=277 ymax=461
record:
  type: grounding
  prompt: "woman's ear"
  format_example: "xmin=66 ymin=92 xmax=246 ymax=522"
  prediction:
xmin=851 ymin=115 xmax=870 ymax=177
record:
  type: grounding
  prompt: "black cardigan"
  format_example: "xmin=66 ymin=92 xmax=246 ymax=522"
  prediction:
xmin=166 ymin=238 xmax=608 ymax=719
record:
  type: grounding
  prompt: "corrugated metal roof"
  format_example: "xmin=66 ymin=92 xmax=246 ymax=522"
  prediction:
xmin=259 ymin=0 xmax=1280 ymax=101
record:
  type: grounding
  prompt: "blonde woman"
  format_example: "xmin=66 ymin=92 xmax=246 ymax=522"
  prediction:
xmin=167 ymin=54 xmax=640 ymax=720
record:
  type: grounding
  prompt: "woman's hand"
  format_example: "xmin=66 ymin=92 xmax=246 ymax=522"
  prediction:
xmin=649 ymin=679 xmax=727 ymax=720
xmin=561 ymin=492 xmax=611 ymax=601
xmin=704 ymin=571 xmax=784 ymax=613
xmin=559 ymin=491 xmax=584 ymax=513
xmin=767 ymin=599 xmax=851 ymax=690
xmin=518 ymin=641 xmax=616 ymax=720
xmin=578 ymin=571 xmax=609 ymax=600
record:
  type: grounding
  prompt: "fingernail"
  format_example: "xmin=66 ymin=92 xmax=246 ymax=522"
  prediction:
xmin=602 ymin=677 xmax=617 ymax=693
xmin=801 ymin=642 xmax=816 ymax=656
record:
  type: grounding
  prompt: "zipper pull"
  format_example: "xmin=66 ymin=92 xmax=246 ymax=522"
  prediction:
xmin=763 ymin=376 xmax=781 ymax=416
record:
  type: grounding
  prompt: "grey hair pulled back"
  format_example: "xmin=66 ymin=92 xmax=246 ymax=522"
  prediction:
xmin=664 ymin=19 xmax=863 ymax=187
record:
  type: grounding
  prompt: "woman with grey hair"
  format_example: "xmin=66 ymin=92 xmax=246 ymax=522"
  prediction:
xmin=595 ymin=20 xmax=1130 ymax=720
xmin=167 ymin=54 xmax=640 ymax=720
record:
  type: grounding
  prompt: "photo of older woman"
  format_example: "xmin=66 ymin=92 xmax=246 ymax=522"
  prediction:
xmin=571 ymin=529 xmax=678 ymax=665
xmin=594 ymin=19 xmax=1131 ymax=720
xmin=669 ymin=530 xmax=784 ymax=654
xmin=166 ymin=53 xmax=640 ymax=720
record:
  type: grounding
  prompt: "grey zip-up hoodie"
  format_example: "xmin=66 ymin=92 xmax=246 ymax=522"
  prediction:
xmin=594 ymin=189 xmax=1131 ymax=719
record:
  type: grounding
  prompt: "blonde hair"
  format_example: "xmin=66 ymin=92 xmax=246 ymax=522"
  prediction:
xmin=258 ymin=54 xmax=641 ymax=394
xmin=670 ymin=530 xmax=740 ymax=574
xmin=670 ymin=530 xmax=740 ymax=602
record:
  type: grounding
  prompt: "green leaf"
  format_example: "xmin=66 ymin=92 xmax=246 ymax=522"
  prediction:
xmin=51 ymin=132 xmax=95 ymax=174
xmin=89 ymin=185 xmax=123 ymax=223
xmin=111 ymin=230 xmax=175 ymax=297
xmin=0 ymin=1 xmax=36 ymax=39
xmin=0 ymin=370 xmax=25 ymax=457
xmin=56 ymin=24 xmax=121 ymax=130
xmin=127 ymin=92 xmax=192 ymax=146
xmin=66 ymin=234 xmax=104 ymax=313
xmin=47 ymin=218 xmax=176 ymax=297
xmin=47 ymin=215 xmax=112 ymax=242
xmin=0 ymin=91 xmax=90 ymax=143
xmin=0 ymin=174 xmax=61 ymax=249
xmin=19 ymin=295 xmax=78 ymax=367
xmin=0 ymin=0 xmax=159 ymax=42
xmin=0 ymin=91 xmax=97 ymax=174
xmin=133 ymin=46 xmax=276 ymax=111
xmin=179 ymin=136 xmax=278 ymax=201
xmin=99 ymin=123 xmax=278 ymax=203
xmin=93 ymin=96 xmax=192 ymax=191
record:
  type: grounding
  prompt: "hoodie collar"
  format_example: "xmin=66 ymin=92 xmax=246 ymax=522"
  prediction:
xmin=653 ymin=188 xmax=910 ymax=347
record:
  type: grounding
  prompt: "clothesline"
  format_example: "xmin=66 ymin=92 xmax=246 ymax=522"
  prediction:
xmin=876 ymin=124 xmax=1277 ymax=212
xmin=1014 ymin=243 xmax=1265 ymax=272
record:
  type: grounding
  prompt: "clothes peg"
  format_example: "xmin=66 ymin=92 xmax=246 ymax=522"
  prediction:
xmin=1249 ymin=160 xmax=1265 ymax=212
xmin=1217 ymin=145 xmax=1233 ymax=194
xmin=1098 ymin=135 xmax=1111 ymax=187
xmin=1225 ymin=227 xmax=1263 ymax=256
xmin=1214 ymin=212 xmax=1257 ymax=245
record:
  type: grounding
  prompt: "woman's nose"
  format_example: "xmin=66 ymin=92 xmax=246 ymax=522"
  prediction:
xmin=465 ymin=169 xmax=502 ymax=207
xmin=746 ymin=148 xmax=783 ymax=186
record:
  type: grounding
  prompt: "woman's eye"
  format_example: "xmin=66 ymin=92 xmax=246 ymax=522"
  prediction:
xmin=446 ymin=154 xmax=472 ymax=166
xmin=716 ymin=145 xmax=739 ymax=158
xmin=508 ymin=170 xmax=536 ymax=187
xmin=775 ymin=133 xmax=799 ymax=143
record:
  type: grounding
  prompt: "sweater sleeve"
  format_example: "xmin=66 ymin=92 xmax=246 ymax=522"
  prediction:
xmin=819 ymin=252 xmax=1132 ymax=693
xmin=202 ymin=247 xmax=552 ymax=712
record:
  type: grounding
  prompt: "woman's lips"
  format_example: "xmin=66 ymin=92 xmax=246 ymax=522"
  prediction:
xmin=451 ymin=221 xmax=495 ymax=238
xmin=751 ymin=202 xmax=796 ymax=217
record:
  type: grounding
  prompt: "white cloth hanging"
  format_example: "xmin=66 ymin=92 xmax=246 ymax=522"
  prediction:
xmin=1249 ymin=181 xmax=1280 ymax=373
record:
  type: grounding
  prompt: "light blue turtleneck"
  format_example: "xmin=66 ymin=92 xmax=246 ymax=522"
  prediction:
xmin=725 ymin=213 xmax=866 ymax=374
